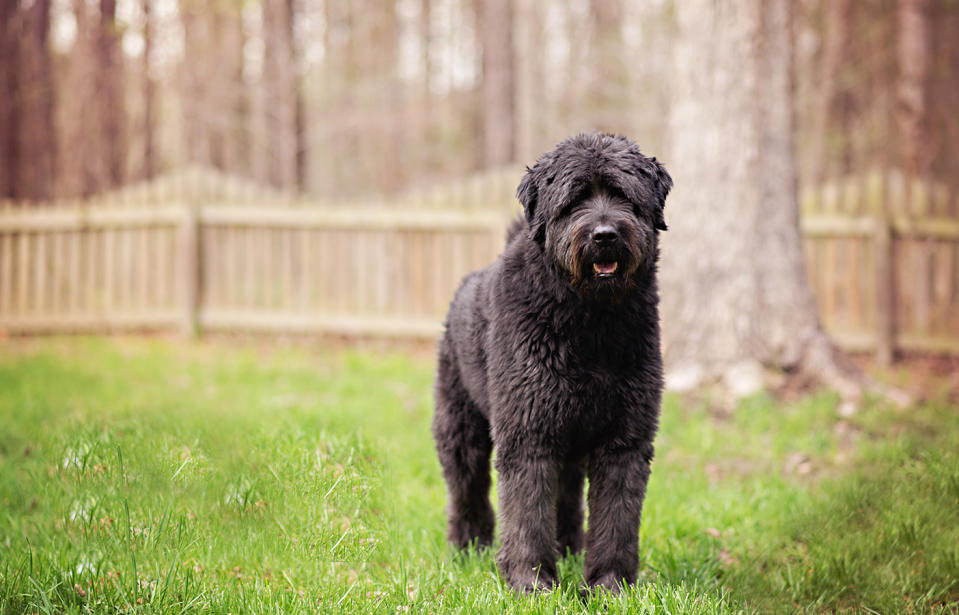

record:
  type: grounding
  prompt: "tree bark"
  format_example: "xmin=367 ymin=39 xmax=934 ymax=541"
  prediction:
xmin=662 ymin=0 xmax=883 ymax=404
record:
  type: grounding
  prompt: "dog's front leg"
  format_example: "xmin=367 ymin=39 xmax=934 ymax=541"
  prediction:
xmin=494 ymin=450 xmax=559 ymax=593
xmin=583 ymin=441 xmax=654 ymax=592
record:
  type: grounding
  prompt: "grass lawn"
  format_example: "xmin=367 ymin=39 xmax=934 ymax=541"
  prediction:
xmin=1 ymin=337 xmax=957 ymax=614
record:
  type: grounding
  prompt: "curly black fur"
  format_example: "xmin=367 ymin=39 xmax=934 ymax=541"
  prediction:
xmin=432 ymin=133 xmax=672 ymax=593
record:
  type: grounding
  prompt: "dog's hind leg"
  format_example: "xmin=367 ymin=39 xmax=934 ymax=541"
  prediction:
xmin=432 ymin=348 xmax=495 ymax=549
xmin=556 ymin=459 xmax=586 ymax=556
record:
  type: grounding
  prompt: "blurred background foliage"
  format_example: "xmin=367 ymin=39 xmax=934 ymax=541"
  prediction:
xmin=0 ymin=0 xmax=956 ymax=202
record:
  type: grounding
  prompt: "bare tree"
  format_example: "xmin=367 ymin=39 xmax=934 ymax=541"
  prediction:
xmin=180 ymin=0 xmax=245 ymax=174
xmin=662 ymin=0 xmax=899 ymax=405
xmin=0 ymin=1 xmax=20 ymax=198
xmin=477 ymin=0 xmax=514 ymax=167
xmin=808 ymin=0 xmax=851 ymax=184
xmin=211 ymin=5 xmax=246 ymax=175
xmin=586 ymin=0 xmax=624 ymax=133
xmin=98 ymin=0 xmax=125 ymax=187
xmin=142 ymin=0 xmax=155 ymax=179
xmin=262 ymin=0 xmax=298 ymax=191
xmin=897 ymin=0 xmax=930 ymax=178
xmin=17 ymin=0 xmax=55 ymax=200
xmin=60 ymin=0 xmax=100 ymax=197
xmin=512 ymin=0 xmax=543 ymax=164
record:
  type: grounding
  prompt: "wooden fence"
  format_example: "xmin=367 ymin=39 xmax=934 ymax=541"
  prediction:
xmin=0 ymin=202 xmax=507 ymax=339
xmin=0 ymin=167 xmax=957 ymax=357
xmin=800 ymin=170 xmax=959 ymax=359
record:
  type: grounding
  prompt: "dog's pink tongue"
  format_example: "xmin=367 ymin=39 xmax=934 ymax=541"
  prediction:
xmin=593 ymin=262 xmax=618 ymax=275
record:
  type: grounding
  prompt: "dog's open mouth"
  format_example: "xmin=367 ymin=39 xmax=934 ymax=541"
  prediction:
xmin=592 ymin=261 xmax=618 ymax=277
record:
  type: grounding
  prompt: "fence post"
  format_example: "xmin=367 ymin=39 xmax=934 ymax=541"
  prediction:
xmin=179 ymin=203 xmax=200 ymax=338
xmin=874 ymin=178 xmax=894 ymax=366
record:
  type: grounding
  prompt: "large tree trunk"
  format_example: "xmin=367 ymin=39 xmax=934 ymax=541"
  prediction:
xmin=662 ymin=0 xmax=880 ymax=403
xmin=477 ymin=0 xmax=514 ymax=168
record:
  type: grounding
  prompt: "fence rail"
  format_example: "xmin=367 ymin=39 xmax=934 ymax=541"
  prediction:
xmin=1 ymin=168 xmax=957 ymax=358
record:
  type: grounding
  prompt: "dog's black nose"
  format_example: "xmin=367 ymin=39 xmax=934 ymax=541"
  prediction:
xmin=592 ymin=225 xmax=618 ymax=245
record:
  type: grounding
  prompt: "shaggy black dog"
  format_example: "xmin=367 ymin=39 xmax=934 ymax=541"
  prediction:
xmin=432 ymin=133 xmax=672 ymax=593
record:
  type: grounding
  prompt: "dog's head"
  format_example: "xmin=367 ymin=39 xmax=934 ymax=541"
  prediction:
xmin=516 ymin=133 xmax=672 ymax=298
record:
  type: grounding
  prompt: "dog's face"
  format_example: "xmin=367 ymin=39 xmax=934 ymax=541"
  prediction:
xmin=516 ymin=133 xmax=672 ymax=298
xmin=545 ymin=184 xmax=650 ymax=296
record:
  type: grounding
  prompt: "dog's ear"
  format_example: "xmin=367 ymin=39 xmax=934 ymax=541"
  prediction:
xmin=650 ymin=157 xmax=672 ymax=231
xmin=516 ymin=167 xmax=545 ymax=243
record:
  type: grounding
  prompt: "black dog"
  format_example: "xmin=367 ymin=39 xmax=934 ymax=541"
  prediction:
xmin=432 ymin=133 xmax=672 ymax=593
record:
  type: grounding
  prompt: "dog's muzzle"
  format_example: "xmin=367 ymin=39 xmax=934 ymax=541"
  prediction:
xmin=590 ymin=225 xmax=623 ymax=278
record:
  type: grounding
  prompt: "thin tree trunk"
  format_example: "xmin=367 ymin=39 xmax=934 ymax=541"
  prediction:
xmin=587 ymin=0 xmax=624 ymax=133
xmin=512 ymin=0 xmax=541 ymax=165
xmin=211 ymin=5 xmax=246 ymax=175
xmin=263 ymin=0 xmax=298 ymax=191
xmin=179 ymin=3 xmax=210 ymax=168
xmin=897 ymin=0 xmax=930 ymax=178
xmin=246 ymin=3 xmax=269 ymax=186
xmin=477 ymin=0 xmax=514 ymax=168
xmin=62 ymin=0 xmax=99 ymax=197
xmin=17 ymin=0 xmax=55 ymax=200
xmin=809 ymin=0 xmax=850 ymax=185
xmin=421 ymin=0 xmax=432 ymax=100
xmin=142 ymin=0 xmax=155 ymax=179
xmin=380 ymin=0 xmax=403 ymax=193
xmin=0 ymin=2 xmax=20 ymax=198
xmin=99 ymin=0 xmax=125 ymax=188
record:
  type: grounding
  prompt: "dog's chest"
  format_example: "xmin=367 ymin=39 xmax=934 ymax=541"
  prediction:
xmin=557 ymin=348 xmax=639 ymax=439
xmin=535 ymin=316 xmax=650 ymax=444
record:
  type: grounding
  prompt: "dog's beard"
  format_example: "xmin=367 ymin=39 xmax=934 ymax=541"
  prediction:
xmin=569 ymin=257 xmax=637 ymax=300
xmin=555 ymin=229 xmax=643 ymax=301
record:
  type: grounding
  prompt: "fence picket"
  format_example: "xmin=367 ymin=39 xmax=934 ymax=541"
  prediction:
xmin=0 ymin=233 xmax=11 ymax=315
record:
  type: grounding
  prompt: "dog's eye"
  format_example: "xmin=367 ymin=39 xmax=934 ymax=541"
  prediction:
xmin=556 ymin=203 xmax=577 ymax=219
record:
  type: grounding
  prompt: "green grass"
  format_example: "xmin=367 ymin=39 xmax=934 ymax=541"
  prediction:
xmin=0 ymin=337 xmax=957 ymax=614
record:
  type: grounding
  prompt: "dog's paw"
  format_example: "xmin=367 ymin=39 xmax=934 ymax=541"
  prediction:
xmin=447 ymin=517 xmax=494 ymax=551
xmin=557 ymin=531 xmax=584 ymax=557
xmin=584 ymin=572 xmax=628 ymax=595
xmin=502 ymin=564 xmax=557 ymax=594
